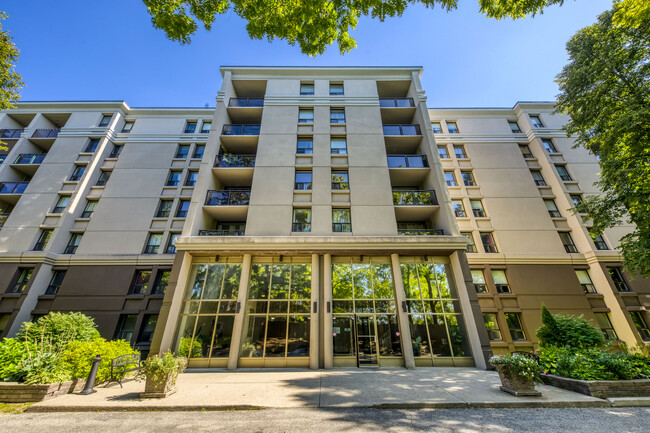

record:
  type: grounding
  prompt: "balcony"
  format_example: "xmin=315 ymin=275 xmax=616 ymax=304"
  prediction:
xmin=220 ymin=124 xmax=261 ymax=153
xmin=0 ymin=182 xmax=29 ymax=203
xmin=213 ymin=154 xmax=255 ymax=186
xmin=204 ymin=189 xmax=250 ymax=221
xmin=379 ymin=98 xmax=416 ymax=124
xmin=229 ymin=98 xmax=264 ymax=107
xmin=198 ymin=229 xmax=246 ymax=236
xmin=393 ymin=190 xmax=439 ymax=221
xmin=383 ymin=124 xmax=421 ymax=136
xmin=228 ymin=98 xmax=264 ymax=123
xmin=11 ymin=153 xmax=46 ymax=175
xmin=0 ymin=213 xmax=9 ymax=228
xmin=398 ymin=229 xmax=444 ymax=236
xmin=383 ymin=124 xmax=422 ymax=153
xmin=32 ymin=129 xmax=60 ymax=139
xmin=0 ymin=129 xmax=23 ymax=139
xmin=387 ymin=154 xmax=430 ymax=186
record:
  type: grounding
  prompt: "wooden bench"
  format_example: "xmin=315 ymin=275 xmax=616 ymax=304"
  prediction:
xmin=105 ymin=353 xmax=142 ymax=387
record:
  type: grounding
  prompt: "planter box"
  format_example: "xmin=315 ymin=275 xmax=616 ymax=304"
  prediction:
xmin=542 ymin=374 xmax=650 ymax=399
xmin=0 ymin=381 xmax=74 ymax=403
xmin=495 ymin=365 xmax=541 ymax=397
xmin=140 ymin=372 xmax=177 ymax=399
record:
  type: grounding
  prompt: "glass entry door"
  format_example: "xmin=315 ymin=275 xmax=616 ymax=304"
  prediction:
xmin=355 ymin=315 xmax=378 ymax=366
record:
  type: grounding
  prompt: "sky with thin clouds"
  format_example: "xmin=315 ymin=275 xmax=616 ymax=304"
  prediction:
xmin=4 ymin=0 xmax=613 ymax=108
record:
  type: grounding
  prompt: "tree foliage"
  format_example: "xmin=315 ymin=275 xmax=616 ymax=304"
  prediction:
xmin=142 ymin=0 xmax=569 ymax=56
xmin=556 ymin=0 xmax=650 ymax=277
xmin=536 ymin=305 xmax=605 ymax=348
xmin=0 ymin=11 xmax=23 ymax=150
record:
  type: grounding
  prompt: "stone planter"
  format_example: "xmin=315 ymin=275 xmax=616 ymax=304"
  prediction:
xmin=140 ymin=372 xmax=177 ymax=398
xmin=0 ymin=381 xmax=74 ymax=403
xmin=541 ymin=374 xmax=650 ymax=399
xmin=495 ymin=365 xmax=541 ymax=397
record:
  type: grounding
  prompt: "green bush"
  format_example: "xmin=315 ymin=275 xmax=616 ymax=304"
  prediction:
xmin=0 ymin=338 xmax=28 ymax=382
xmin=60 ymin=339 xmax=138 ymax=383
xmin=141 ymin=352 xmax=187 ymax=386
xmin=17 ymin=312 xmax=100 ymax=351
xmin=536 ymin=305 xmax=605 ymax=348
xmin=489 ymin=353 xmax=541 ymax=383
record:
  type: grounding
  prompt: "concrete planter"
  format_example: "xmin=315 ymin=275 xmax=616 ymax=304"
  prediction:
xmin=541 ymin=374 xmax=650 ymax=399
xmin=495 ymin=365 xmax=542 ymax=397
xmin=0 ymin=381 xmax=74 ymax=403
xmin=140 ymin=372 xmax=177 ymax=398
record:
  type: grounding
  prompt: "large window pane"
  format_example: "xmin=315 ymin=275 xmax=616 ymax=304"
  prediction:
xmin=287 ymin=316 xmax=310 ymax=357
xmin=175 ymin=316 xmax=197 ymax=357
xmin=271 ymin=265 xmax=290 ymax=299
xmin=373 ymin=264 xmax=394 ymax=299
xmin=265 ymin=316 xmax=287 ymax=357
xmin=187 ymin=265 xmax=207 ymax=299
xmin=427 ymin=315 xmax=451 ymax=356
xmin=409 ymin=315 xmax=431 ymax=357
xmin=401 ymin=264 xmax=421 ymax=299
xmin=417 ymin=264 xmax=439 ymax=299
xmin=353 ymin=264 xmax=372 ymax=298
xmin=211 ymin=316 xmax=234 ymax=358
xmin=446 ymin=315 xmax=471 ymax=357
xmin=241 ymin=316 xmax=266 ymax=357
xmin=436 ymin=264 xmax=455 ymax=298
xmin=333 ymin=264 xmax=353 ymax=299
xmin=291 ymin=264 xmax=311 ymax=299
xmin=249 ymin=264 xmax=271 ymax=299
xmin=377 ymin=315 xmax=401 ymax=356
xmin=333 ymin=316 xmax=355 ymax=356
xmin=191 ymin=316 xmax=215 ymax=358
xmin=203 ymin=265 xmax=225 ymax=299
xmin=221 ymin=265 xmax=241 ymax=299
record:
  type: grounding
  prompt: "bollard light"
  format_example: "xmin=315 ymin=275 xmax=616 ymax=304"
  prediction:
xmin=80 ymin=354 xmax=102 ymax=395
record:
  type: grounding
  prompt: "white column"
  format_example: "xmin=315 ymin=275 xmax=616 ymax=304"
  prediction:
xmin=323 ymin=254 xmax=334 ymax=369
xmin=390 ymin=254 xmax=416 ymax=370
xmin=158 ymin=252 xmax=193 ymax=352
xmin=310 ymin=254 xmax=320 ymax=369
xmin=227 ymin=253 xmax=252 ymax=370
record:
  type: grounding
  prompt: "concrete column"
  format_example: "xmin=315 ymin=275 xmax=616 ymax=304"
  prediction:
xmin=390 ymin=254 xmax=416 ymax=370
xmin=157 ymin=252 xmax=193 ymax=353
xmin=310 ymin=254 xmax=320 ymax=369
xmin=227 ymin=253 xmax=252 ymax=370
xmin=449 ymin=252 xmax=487 ymax=369
xmin=323 ymin=253 xmax=334 ymax=369
xmin=7 ymin=263 xmax=49 ymax=337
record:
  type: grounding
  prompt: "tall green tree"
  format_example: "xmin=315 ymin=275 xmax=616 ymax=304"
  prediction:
xmin=142 ymin=0 xmax=567 ymax=56
xmin=0 ymin=12 xmax=23 ymax=150
xmin=556 ymin=0 xmax=650 ymax=277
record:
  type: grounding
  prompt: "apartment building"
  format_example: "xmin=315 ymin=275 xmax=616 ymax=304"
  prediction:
xmin=0 ymin=66 xmax=647 ymax=371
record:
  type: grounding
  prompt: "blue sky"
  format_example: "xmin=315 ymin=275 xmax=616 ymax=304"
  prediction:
xmin=4 ymin=0 xmax=613 ymax=108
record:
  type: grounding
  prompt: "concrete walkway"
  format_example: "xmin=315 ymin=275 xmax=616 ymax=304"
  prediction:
xmin=29 ymin=368 xmax=609 ymax=412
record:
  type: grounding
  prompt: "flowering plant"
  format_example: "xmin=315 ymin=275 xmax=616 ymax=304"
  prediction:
xmin=489 ymin=353 xmax=542 ymax=384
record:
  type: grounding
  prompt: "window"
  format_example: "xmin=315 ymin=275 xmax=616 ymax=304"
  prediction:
xmin=559 ymin=232 xmax=578 ymax=253
xmin=446 ymin=121 xmax=459 ymax=133
xmin=144 ymin=233 xmax=162 ymax=254
xmin=121 ymin=121 xmax=134 ymax=133
xmin=452 ymin=200 xmax=466 ymax=217
xmin=544 ymin=199 xmax=561 ymax=218
xmin=571 ymin=194 xmax=584 ymax=208
xmin=542 ymin=138 xmax=557 ymax=153
xmin=166 ymin=171 xmax=181 ymax=186
xmin=45 ymin=270 xmax=66 ymax=295
xmin=11 ymin=268 xmax=33 ymax=293
xmin=292 ymin=208 xmax=311 ymax=232
xmin=137 ymin=314 xmax=159 ymax=344
xmin=184 ymin=121 xmax=197 ymax=133
xmin=330 ymin=108 xmax=345 ymax=124
xmin=298 ymin=108 xmax=314 ymax=123
xmin=556 ymin=165 xmax=572 ymax=181
xmin=608 ymin=268 xmax=629 ymax=292
xmin=461 ymin=171 xmax=476 ymax=186
xmin=84 ymin=138 xmax=100 ymax=153
xmin=531 ymin=170 xmax=546 ymax=186
xmin=575 ymin=270 xmax=596 ymax=293
xmin=629 ymin=312 xmax=650 ymax=341
xmin=472 ymin=270 xmax=487 ymax=293
xmin=300 ymin=82 xmax=314 ymax=95
xmin=193 ymin=144 xmax=205 ymax=159
xmin=453 ymin=145 xmax=467 ymax=159
xmin=64 ymin=233 xmax=83 ymax=254
xmin=114 ymin=314 xmax=137 ymax=341
xmin=437 ymin=145 xmax=449 ymax=159
xmin=297 ymin=137 xmax=313 ymax=154
xmin=508 ymin=121 xmax=522 ymax=133
xmin=504 ymin=313 xmax=526 ymax=341
xmin=519 ymin=144 xmax=533 ymax=158
xmin=176 ymin=199 xmax=190 ymax=217
xmin=590 ymin=231 xmax=609 ymax=250
xmin=156 ymin=200 xmax=173 ymax=218
xmin=81 ymin=201 xmax=97 ymax=218
xmin=175 ymin=144 xmax=190 ymax=158
xmin=295 ymin=171 xmax=312 ymax=190
xmin=129 ymin=270 xmax=151 ymax=295
xmin=52 ymin=196 xmax=70 ymax=213
xmin=69 ymin=165 xmax=86 ymax=181
xmin=331 ymin=170 xmax=349 ymax=190
xmin=200 ymin=121 xmax=211 ymax=134
xmin=431 ymin=122 xmax=442 ymax=133
xmin=491 ymin=270 xmax=510 ymax=293
xmin=152 ymin=270 xmax=171 ymax=295
xmin=33 ymin=229 xmax=53 ymax=251
xmin=329 ymin=83 xmax=344 ymax=95
xmin=332 ymin=208 xmax=351 ymax=232
xmin=594 ymin=313 xmax=618 ymax=340
xmin=166 ymin=233 xmax=180 ymax=254
xmin=445 ymin=171 xmax=457 ymax=186
xmin=330 ymin=137 xmax=347 ymax=154
xmin=470 ymin=200 xmax=486 ymax=217
xmin=483 ymin=313 xmax=502 ymax=340
xmin=108 ymin=144 xmax=123 ymax=158
xmin=99 ymin=115 xmax=112 ymax=127
xmin=530 ymin=115 xmax=544 ymax=128
xmin=462 ymin=232 xmax=477 ymax=253
xmin=185 ymin=171 xmax=198 ymax=187
xmin=96 ymin=171 xmax=111 ymax=186
xmin=480 ymin=232 xmax=498 ymax=253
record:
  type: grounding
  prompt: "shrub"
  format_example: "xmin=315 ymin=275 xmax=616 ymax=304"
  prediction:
xmin=60 ymin=339 xmax=138 ymax=383
xmin=17 ymin=312 xmax=100 ymax=351
xmin=489 ymin=353 xmax=541 ymax=384
xmin=141 ymin=352 xmax=187 ymax=386
xmin=0 ymin=338 xmax=28 ymax=382
xmin=536 ymin=305 xmax=605 ymax=348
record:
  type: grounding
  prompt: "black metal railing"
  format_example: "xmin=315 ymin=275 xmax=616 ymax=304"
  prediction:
xmin=221 ymin=124 xmax=261 ymax=135
xmin=387 ymin=154 xmax=429 ymax=168
xmin=13 ymin=154 xmax=46 ymax=165
xmin=332 ymin=223 xmax=352 ymax=232
xmin=205 ymin=190 xmax=251 ymax=206
xmin=382 ymin=124 xmax=421 ymax=136
xmin=379 ymin=98 xmax=415 ymax=108
xmin=228 ymin=98 xmax=264 ymax=107
xmin=392 ymin=190 xmax=438 ymax=205
xmin=0 ymin=213 xmax=8 ymax=228
xmin=398 ymin=229 xmax=444 ymax=236
xmin=214 ymin=154 xmax=256 ymax=168
xmin=292 ymin=223 xmax=311 ymax=232
xmin=32 ymin=128 xmax=60 ymax=138
xmin=534 ymin=179 xmax=547 ymax=186
xmin=564 ymin=244 xmax=579 ymax=253
xmin=198 ymin=229 xmax=246 ymax=236
xmin=0 ymin=182 xmax=29 ymax=194
xmin=0 ymin=129 xmax=23 ymax=139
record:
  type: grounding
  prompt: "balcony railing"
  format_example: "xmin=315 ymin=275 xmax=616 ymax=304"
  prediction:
xmin=379 ymin=98 xmax=415 ymax=108
xmin=32 ymin=129 xmax=60 ymax=138
xmin=221 ymin=124 xmax=261 ymax=135
xmin=205 ymin=189 xmax=251 ymax=206
xmin=0 ymin=129 xmax=23 ymax=139
xmin=292 ymin=223 xmax=311 ymax=232
xmin=398 ymin=229 xmax=444 ymax=236
xmin=13 ymin=154 xmax=46 ymax=165
xmin=382 ymin=124 xmax=421 ymax=136
xmin=332 ymin=223 xmax=352 ymax=232
xmin=228 ymin=97 xmax=264 ymax=107
xmin=198 ymin=229 xmax=246 ymax=236
xmin=215 ymin=154 xmax=256 ymax=168
xmin=0 ymin=181 xmax=29 ymax=194
xmin=387 ymin=154 xmax=429 ymax=168
xmin=0 ymin=213 xmax=9 ymax=228
xmin=392 ymin=190 xmax=438 ymax=206
xmin=534 ymin=179 xmax=547 ymax=186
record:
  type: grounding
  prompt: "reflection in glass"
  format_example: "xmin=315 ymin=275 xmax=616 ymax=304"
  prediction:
xmin=190 ymin=265 xmax=207 ymax=299
xmin=377 ymin=315 xmax=402 ymax=356
xmin=249 ymin=264 xmax=271 ymax=299
xmin=175 ymin=315 xmax=197 ymax=357
xmin=221 ymin=265 xmax=241 ymax=299
xmin=291 ymin=265 xmax=311 ymax=298
xmin=353 ymin=265 xmax=372 ymax=298
xmin=265 ymin=316 xmax=287 ymax=357
xmin=271 ymin=265 xmax=290 ymax=299
xmin=211 ymin=316 xmax=234 ymax=357
xmin=333 ymin=264 xmax=353 ymax=299
xmin=409 ymin=315 xmax=431 ymax=357
xmin=192 ymin=316 xmax=216 ymax=358
xmin=446 ymin=315 xmax=471 ymax=357
xmin=203 ymin=265 xmax=224 ymax=299
xmin=428 ymin=315 xmax=451 ymax=356
xmin=241 ymin=316 xmax=265 ymax=357
xmin=333 ymin=316 xmax=355 ymax=356
xmin=287 ymin=316 xmax=310 ymax=357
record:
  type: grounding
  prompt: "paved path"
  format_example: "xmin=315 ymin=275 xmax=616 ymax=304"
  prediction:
xmin=30 ymin=367 xmax=607 ymax=411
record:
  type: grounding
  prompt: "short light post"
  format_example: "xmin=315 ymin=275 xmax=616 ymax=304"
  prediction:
xmin=80 ymin=355 xmax=102 ymax=395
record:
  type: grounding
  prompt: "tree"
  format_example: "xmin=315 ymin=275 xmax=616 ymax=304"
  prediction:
xmin=0 ymin=12 xmax=23 ymax=149
xmin=142 ymin=0 xmax=567 ymax=56
xmin=555 ymin=0 xmax=650 ymax=277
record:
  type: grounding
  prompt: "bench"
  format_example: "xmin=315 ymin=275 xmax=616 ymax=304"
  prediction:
xmin=105 ymin=353 xmax=142 ymax=387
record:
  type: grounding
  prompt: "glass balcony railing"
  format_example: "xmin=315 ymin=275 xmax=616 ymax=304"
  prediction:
xmin=221 ymin=124 xmax=261 ymax=135
xmin=228 ymin=98 xmax=264 ymax=107
xmin=0 ymin=129 xmax=23 ymax=139
xmin=382 ymin=124 xmax=421 ymax=136
xmin=215 ymin=154 xmax=256 ymax=168
xmin=398 ymin=229 xmax=444 ymax=236
xmin=0 ymin=213 xmax=9 ymax=228
xmin=387 ymin=154 xmax=429 ymax=168
xmin=0 ymin=182 xmax=29 ymax=194
xmin=32 ymin=129 xmax=60 ymax=138
xmin=205 ymin=189 xmax=251 ymax=206
xmin=379 ymin=98 xmax=415 ymax=108
xmin=198 ymin=229 xmax=246 ymax=236
xmin=13 ymin=154 xmax=46 ymax=165
xmin=393 ymin=190 xmax=438 ymax=205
